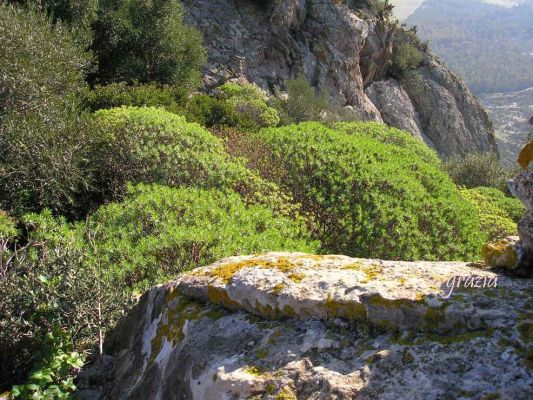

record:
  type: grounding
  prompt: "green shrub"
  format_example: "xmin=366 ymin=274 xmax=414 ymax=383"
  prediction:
xmin=8 ymin=0 xmax=98 ymax=47
xmin=182 ymin=82 xmax=280 ymax=130
xmin=0 ymin=4 xmax=100 ymax=218
xmin=183 ymin=94 xmax=236 ymax=127
xmin=91 ymin=0 xmax=206 ymax=87
xmin=0 ymin=211 xmax=129 ymax=391
xmin=257 ymin=122 xmax=483 ymax=261
xmin=271 ymin=75 xmax=330 ymax=124
xmin=460 ymin=187 xmax=525 ymax=241
xmin=91 ymin=106 xmax=249 ymax=199
xmin=333 ymin=121 xmax=438 ymax=164
xmin=391 ymin=43 xmax=424 ymax=77
xmin=390 ymin=27 xmax=425 ymax=78
xmin=217 ymin=82 xmax=280 ymax=130
xmin=85 ymin=82 xmax=184 ymax=114
xmin=91 ymin=106 xmax=306 ymax=222
xmin=88 ymin=184 xmax=317 ymax=291
xmin=0 ymin=3 xmax=89 ymax=119
xmin=442 ymin=152 xmax=514 ymax=193
xmin=11 ymin=328 xmax=84 ymax=399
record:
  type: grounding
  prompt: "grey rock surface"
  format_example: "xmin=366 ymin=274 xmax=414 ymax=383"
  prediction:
xmin=365 ymin=79 xmax=435 ymax=149
xmin=100 ymin=253 xmax=533 ymax=399
xmin=182 ymin=0 xmax=497 ymax=157
xmin=509 ymin=144 xmax=533 ymax=259
xmin=401 ymin=56 xmax=498 ymax=157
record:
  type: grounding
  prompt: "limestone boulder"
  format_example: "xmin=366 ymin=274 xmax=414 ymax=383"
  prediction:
xmin=96 ymin=253 xmax=533 ymax=399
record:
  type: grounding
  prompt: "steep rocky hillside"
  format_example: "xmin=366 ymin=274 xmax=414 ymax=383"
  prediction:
xmin=182 ymin=0 xmax=497 ymax=157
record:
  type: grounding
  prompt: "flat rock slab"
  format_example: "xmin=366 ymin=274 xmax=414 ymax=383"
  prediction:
xmin=178 ymin=253 xmax=525 ymax=334
xmin=98 ymin=253 xmax=533 ymax=399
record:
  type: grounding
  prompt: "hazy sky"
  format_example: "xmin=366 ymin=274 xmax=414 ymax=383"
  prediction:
xmin=390 ymin=0 xmax=518 ymax=21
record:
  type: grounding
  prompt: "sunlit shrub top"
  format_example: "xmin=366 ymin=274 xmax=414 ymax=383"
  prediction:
xmin=88 ymin=184 xmax=318 ymax=290
xmin=257 ymin=122 xmax=483 ymax=261
xmin=460 ymin=186 xmax=525 ymax=241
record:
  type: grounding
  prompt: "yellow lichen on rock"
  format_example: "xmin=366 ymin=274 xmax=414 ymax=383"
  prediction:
xmin=482 ymin=239 xmax=519 ymax=269
xmin=207 ymin=285 xmax=241 ymax=308
xmin=343 ymin=262 xmax=383 ymax=282
xmin=276 ymin=387 xmax=297 ymax=400
xmin=288 ymin=272 xmax=305 ymax=283
xmin=149 ymin=291 xmax=203 ymax=365
xmin=207 ymin=256 xmax=299 ymax=285
xmin=324 ymin=294 xmax=367 ymax=321
xmin=271 ymin=283 xmax=286 ymax=295
xmin=518 ymin=141 xmax=533 ymax=170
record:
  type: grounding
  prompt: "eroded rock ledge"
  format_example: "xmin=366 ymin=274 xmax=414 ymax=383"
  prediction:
xmin=98 ymin=253 xmax=533 ymax=399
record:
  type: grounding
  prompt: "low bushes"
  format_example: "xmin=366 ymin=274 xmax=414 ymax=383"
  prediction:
xmin=92 ymin=106 xmax=245 ymax=198
xmin=217 ymin=82 xmax=280 ymax=130
xmin=271 ymin=75 xmax=330 ymax=124
xmin=0 ymin=211 xmax=128 ymax=392
xmin=84 ymin=82 xmax=184 ymax=114
xmin=256 ymin=122 xmax=483 ymax=261
xmin=91 ymin=106 xmax=305 ymax=221
xmin=461 ymin=186 xmax=525 ymax=241
xmin=443 ymin=152 xmax=515 ymax=193
xmin=87 ymin=184 xmax=318 ymax=291
xmin=0 ymin=183 xmax=316 ymax=389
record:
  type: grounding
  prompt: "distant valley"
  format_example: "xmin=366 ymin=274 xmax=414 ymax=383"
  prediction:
xmin=394 ymin=0 xmax=533 ymax=163
xmin=479 ymin=88 xmax=533 ymax=164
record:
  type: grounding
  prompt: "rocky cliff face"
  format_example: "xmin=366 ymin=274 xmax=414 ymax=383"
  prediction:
xmin=182 ymin=0 xmax=497 ymax=157
xmin=86 ymin=253 xmax=533 ymax=399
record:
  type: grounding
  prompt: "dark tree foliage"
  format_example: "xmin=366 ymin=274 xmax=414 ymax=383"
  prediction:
xmin=7 ymin=0 xmax=98 ymax=46
xmin=0 ymin=3 xmax=99 ymax=218
xmin=90 ymin=0 xmax=206 ymax=87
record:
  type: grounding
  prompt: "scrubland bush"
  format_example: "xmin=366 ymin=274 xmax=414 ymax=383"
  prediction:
xmin=8 ymin=0 xmax=98 ymax=47
xmin=84 ymin=82 xmax=184 ymax=114
xmin=0 ymin=3 xmax=90 ymax=119
xmin=257 ymin=122 xmax=483 ymax=261
xmin=443 ymin=152 xmax=515 ymax=193
xmin=0 ymin=3 xmax=99 ymax=218
xmin=91 ymin=106 xmax=252 ymax=199
xmin=390 ymin=27 xmax=425 ymax=78
xmin=0 ymin=211 xmax=129 ymax=392
xmin=87 ymin=184 xmax=317 ymax=291
xmin=461 ymin=187 xmax=525 ymax=241
xmin=271 ymin=75 xmax=330 ymax=124
xmin=183 ymin=94 xmax=233 ymax=127
xmin=91 ymin=106 xmax=305 ymax=221
xmin=91 ymin=0 xmax=206 ymax=87
xmin=217 ymin=82 xmax=280 ymax=130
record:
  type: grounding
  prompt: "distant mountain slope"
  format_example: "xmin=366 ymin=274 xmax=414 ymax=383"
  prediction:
xmin=479 ymin=88 xmax=533 ymax=164
xmin=405 ymin=0 xmax=533 ymax=94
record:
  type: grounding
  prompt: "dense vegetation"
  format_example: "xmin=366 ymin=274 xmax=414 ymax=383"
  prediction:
xmin=461 ymin=186 xmax=525 ymax=241
xmin=405 ymin=0 xmax=533 ymax=94
xmin=442 ymin=152 xmax=517 ymax=194
xmin=0 ymin=0 xmax=522 ymax=397
xmin=0 ymin=3 xmax=94 ymax=218
xmin=255 ymin=122 xmax=484 ymax=261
